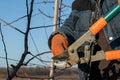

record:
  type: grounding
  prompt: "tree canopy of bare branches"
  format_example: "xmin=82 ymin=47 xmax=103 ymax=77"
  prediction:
xmin=0 ymin=0 xmax=72 ymax=80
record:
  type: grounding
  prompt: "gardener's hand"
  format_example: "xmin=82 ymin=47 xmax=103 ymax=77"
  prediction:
xmin=51 ymin=34 xmax=69 ymax=57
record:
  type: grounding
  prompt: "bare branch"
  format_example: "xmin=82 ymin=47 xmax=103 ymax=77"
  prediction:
xmin=5 ymin=12 xmax=40 ymax=25
xmin=24 ymin=51 xmax=51 ymax=65
xmin=30 ymin=24 xmax=57 ymax=30
xmin=6 ymin=15 xmax=27 ymax=25
xmin=7 ymin=0 xmax=34 ymax=79
xmin=38 ymin=8 xmax=53 ymax=18
xmin=0 ymin=23 xmax=10 ymax=77
xmin=34 ymin=1 xmax=54 ymax=4
xmin=0 ymin=18 xmax=25 ymax=34
xmin=61 ymin=3 xmax=71 ymax=8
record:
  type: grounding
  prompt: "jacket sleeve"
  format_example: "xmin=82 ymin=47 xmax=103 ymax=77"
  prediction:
xmin=48 ymin=0 xmax=94 ymax=48
xmin=48 ymin=11 xmax=77 ymax=48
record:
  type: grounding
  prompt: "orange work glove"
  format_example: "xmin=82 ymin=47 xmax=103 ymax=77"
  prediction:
xmin=51 ymin=34 xmax=69 ymax=57
xmin=118 ymin=0 xmax=120 ymax=5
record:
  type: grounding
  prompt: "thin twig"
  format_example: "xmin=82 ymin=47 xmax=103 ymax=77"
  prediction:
xmin=38 ymin=8 xmax=53 ymax=18
xmin=30 ymin=24 xmax=58 ymax=30
xmin=0 ymin=23 xmax=10 ymax=77
xmin=24 ymin=51 xmax=51 ymax=65
xmin=0 ymin=18 xmax=25 ymax=34
xmin=34 ymin=1 xmax=54 ymax=4
xmin=5 ymin=12 xmax=40 ymax=25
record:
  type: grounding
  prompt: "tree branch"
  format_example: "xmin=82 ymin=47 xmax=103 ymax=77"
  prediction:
xmin=24 ymin=51 xmax=51 ymax=65
xmin=0 ymin=23 xmax=10 ymax=77
xmin=0 ymin=18 xmax=25 ymax=34
xmin=7 ymin=0 xmax=34 ymax=79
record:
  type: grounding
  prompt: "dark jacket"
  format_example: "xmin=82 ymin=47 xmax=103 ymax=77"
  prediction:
xmin=49 ymin=0 xmax=120 ymax=49
xmin=102 ymin=0 xmax=120 ymax=49
xmin=49 ymin=0 xmax=120 ymax=80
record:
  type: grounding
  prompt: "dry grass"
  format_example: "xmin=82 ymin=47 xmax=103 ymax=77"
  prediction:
xmin=0 ymin=67 xmax=79 ymax=80
xmin=0 ymin=74 xmax=79 ymax=80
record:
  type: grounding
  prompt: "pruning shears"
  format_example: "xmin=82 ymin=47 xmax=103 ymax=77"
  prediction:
xmin=53 ymin=0 xmax=120 ymax=67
